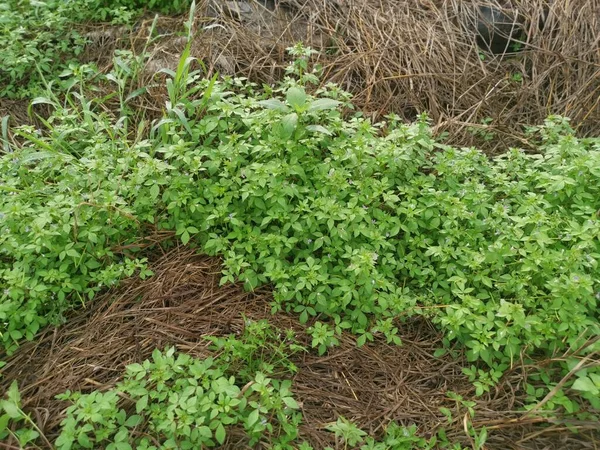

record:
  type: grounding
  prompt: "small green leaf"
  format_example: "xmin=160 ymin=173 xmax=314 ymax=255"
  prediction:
xmin=280 ymin=113 xmax=298 ymax=140
xmin=0 ymin=413 xmax=10 ymax=433
xmin=572 ymin=376 xmax=599 ymax=395
xmin=7 ymin=381 xmax=21 ymax=404
xmin=136 ymin=395 xmax=148 ymax=414
xmin=124 ymin=415 xmax=143 ymax=427
xmin=306 ymin=124 xmax=332 ymax=135
xmin=0 ymin=400 xmax=20 ymax=419
xmin=181 ymin=230 xmax=190 ymax=245
xmin=282 ymin=397 xmax=299 ymax=409
xmin=149 ymin=184 xmax=160 ymax=199
xmin=215 ymin=422 xmax=226 ymax=445
xmin=257 ymin=99 xmax=289 ymax=112
xmin=356 ymin=334 xmax=367 ymax=347
xmin=77 ymin=431 xmax=93 ymax=448
xmin=433 ymin=348 xmax=447 ymax=358
xmin=247 ymin=409 xmax=260 ymax=427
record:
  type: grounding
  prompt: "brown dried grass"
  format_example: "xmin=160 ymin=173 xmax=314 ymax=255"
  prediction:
xmin=1 ymin=247 xmax=598 ymax=449
xmin=4 ymin=0 xmax=598 ymax=153
xmin=184 ymin=0 xmax=600 ymax=153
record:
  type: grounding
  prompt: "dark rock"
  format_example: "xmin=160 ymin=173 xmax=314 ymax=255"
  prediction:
xmin=474 ymin=5 xmax=524 ymax=54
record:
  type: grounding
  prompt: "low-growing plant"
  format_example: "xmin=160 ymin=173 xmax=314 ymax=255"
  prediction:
xmin=324 ymin=417 xmax=469 ymax=450
xmin=0 ymin=381 xmax=49 ymax=448
xmin=0 ymin=0 xmax=88 ymax=98
xmin=0 ymin=0 xmax=190 ymax=99
xmin=206 ymin=318 xmax=306 ymax=378
xmin=306 ymin=321 xmax=339 ymax=356
xmin=2 ymin=41 xmax=599 ymax=421
xmin=55 ymin=347 xmax=304 ymax=449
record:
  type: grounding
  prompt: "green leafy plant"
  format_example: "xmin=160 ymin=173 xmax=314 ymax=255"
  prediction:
xmin=323 ymin=418 xmax=468 ymax=450
xmin=206 ymin=318 xmax=306 ymax=378
xmin=0 ymin=381 xmax=50 ymax=448
xmin=0 ymin=0 xmax=88 ymax=98
xmin=325 ymin=416 xmax=367 ymax=449
xmin=0 ymin=0 xmax=191 ymax=99
xmin=306 ymin=321 xmax=339 ymax=356
xmin=3 ymin=41 xmax=600 ymax=424
xmin=55 ymin=347 xmax=303 ymax=449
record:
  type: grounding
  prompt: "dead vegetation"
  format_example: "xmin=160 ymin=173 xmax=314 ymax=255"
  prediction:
xmin=182 ymin=0 xmax=600 ymax=153
xmin=3 ymin=0 xmax=599 ymax=153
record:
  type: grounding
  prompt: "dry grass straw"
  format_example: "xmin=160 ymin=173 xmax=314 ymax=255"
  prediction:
xmin=1 ymin=247 xmax=598 ymax=449
xmin=185 ymin=0 xmax=600 ymax=153
xmin=4 ymin=0 xmax=598 ymax=153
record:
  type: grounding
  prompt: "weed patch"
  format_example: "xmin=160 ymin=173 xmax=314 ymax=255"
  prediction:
xmin=1 ymin=43 xmax=599 ymax=441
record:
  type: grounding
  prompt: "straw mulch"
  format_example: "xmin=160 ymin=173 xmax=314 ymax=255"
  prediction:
xmin=1 ymin=247 xmax=598 ymax=449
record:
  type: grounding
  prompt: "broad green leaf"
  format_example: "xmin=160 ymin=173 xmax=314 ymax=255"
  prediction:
xmin=149 ymin=184 xmax=160 ymax=200
xmin=257 ymin=99 xmax=289 ymax=112
xmin=247 ymin=408 xmax=260 ymax=427
xmin=77 ymin=432 xmax=93 ymax=448
xmin=280 ymin=113 xmax=298 ymax=140
xmin=7 ymin=381 xmax=20 ymax=404
xmin=308 ymin=98 xmax=341 ymax=112
xmin=136 ymin=395 xmax=149 ymax=414
xmin=0 ymin=400 xmax=20 ymax=419
xmin=181 ymin=230 xmax=191 ymax=245
xmin=0 ymin=414 xmax=9 ymax=433
xmin=124 ymin=415 xmax=143 ymax=427
xmin=215 ymin=423 xmax=226 ymax=445
xmin=282 ymin=397 xmax=299 ymax=409
xmin=18 ymin=428 xmax=39 ymax=445
xmin=572 ymin=376 xmax=599 ymax=395
xmin=286 ymin=87 xmax=307 ymax=110
xmin=306 ymin=124 xmax=332 ymax=135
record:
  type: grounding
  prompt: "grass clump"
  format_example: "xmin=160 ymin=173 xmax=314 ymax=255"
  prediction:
xmin=1 ymin=44 xmax=599 ymax=418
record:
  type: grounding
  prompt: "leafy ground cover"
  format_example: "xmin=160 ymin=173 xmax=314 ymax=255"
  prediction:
xmin=0 ymin=0 xmax=190 ymax=99
xmin=1 ymin=1 xmax=599 ymax=448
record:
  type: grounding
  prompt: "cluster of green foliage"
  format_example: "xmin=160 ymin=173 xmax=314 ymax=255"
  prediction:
xmin=148 ymin=44 xmax=600 ymax=409
xmin=55 ymin=347 xmax=302 ymax=449
xmin=0 ymin=0 xmax=87 ymax=98
xmin=0 ymin=0 xmax=189 ymax=99
xmin=2 ymin=41 xmax=599 ymax=418
xmin=91 ymin=0 xmax=191 ymax=18
xmin=206 ymin=318 xmax=306 ymax=378
xmin=1 ymin=322 xmax=477 ymax=449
